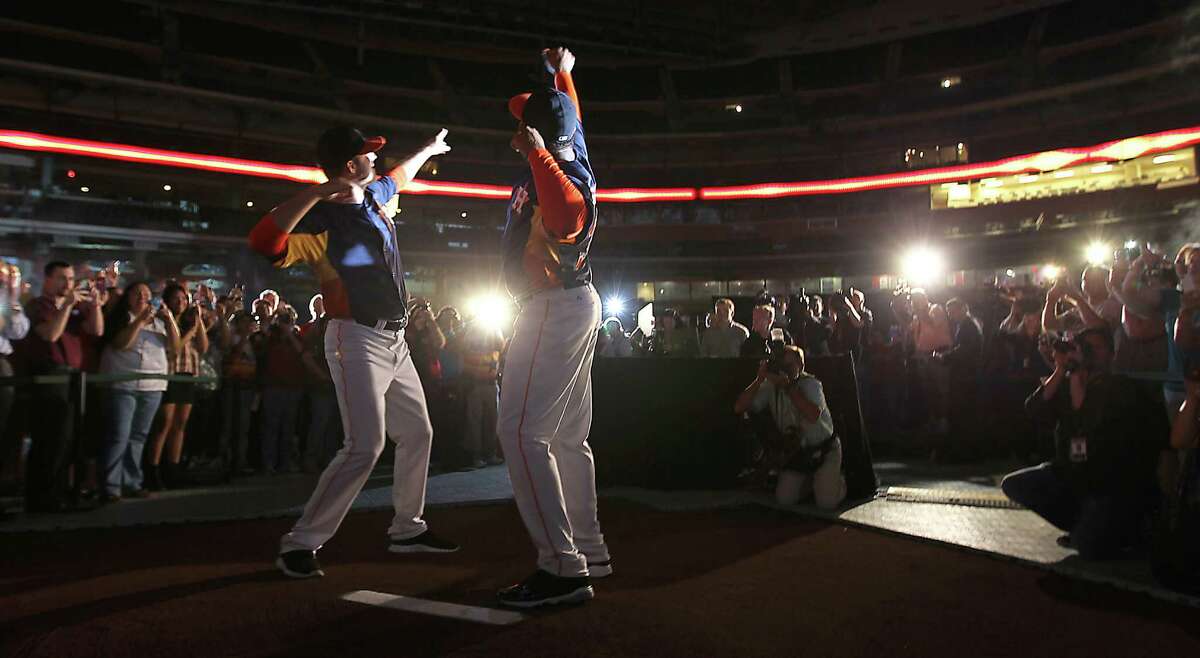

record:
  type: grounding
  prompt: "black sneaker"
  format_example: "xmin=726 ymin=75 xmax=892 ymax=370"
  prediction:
xmin=498 ymin=570 xmax=594 ymax=609
xmin=587 ymin=560 xmax=613 ymax=578
xmin=276 ymin=550 xmax=325 ymax=578
xmin=388 ymin=530 xmax=460 ymax=554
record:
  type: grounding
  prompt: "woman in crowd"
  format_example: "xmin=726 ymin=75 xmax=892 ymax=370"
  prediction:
xmin=259 ymin=307 xmax=306 ymax=474
xmin=99 ymin=282 xmax=179 ymax=501
xmin=146 ymin=282 xmax=208 ymax=489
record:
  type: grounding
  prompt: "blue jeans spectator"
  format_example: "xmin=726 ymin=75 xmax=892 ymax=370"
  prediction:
xmin=304 ymin=391 xmax=340 ymax=470
xmin=1002 ymin=462 xmax=1146 ymax=559
xmin=260 ymin=387 xmax=302 ymax=473
xmin=103 ymin=389 xmax=163 ymax=495
xmin=221 ymin=382 xmax=256 ymax=473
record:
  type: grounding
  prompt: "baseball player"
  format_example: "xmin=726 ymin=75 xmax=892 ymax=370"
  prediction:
xmin=496 ymin=47 xmax=610 ymax=608
xmin=249 ymin=126 xmax=458 ymax=578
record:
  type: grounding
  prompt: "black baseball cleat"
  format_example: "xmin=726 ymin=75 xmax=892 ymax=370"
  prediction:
xmin=497 ymin=570 xmax=594 ymax=609
xmin=388 ymin=530 xmax=460 ymax=554
xmin=276 ymin=550 xmax=325 ymax=578
xmin=587 ymin=560 xmax=613 ymax=578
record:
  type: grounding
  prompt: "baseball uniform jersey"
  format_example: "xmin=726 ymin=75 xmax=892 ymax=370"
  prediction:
xmin=499 ymin=69 xmax=609 ymax=578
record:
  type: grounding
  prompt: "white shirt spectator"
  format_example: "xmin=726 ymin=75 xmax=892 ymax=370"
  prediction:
xmin=0 ymin=306 xmax=30 ymax=355
xmin=101 ymin=315 xmax=170 ymax=392
xmin=701 ymin=322 xmax=750 ymax=358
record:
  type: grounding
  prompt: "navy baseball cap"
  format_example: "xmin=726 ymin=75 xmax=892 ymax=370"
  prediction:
xmin=508 ymin=87 xmax=578 ymax=150
xmin=316 ymin=126 xmax=386 ymax=173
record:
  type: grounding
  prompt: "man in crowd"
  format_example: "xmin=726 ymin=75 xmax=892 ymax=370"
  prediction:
xmin=25 ymin=261 xmax=103 ymax=512
xmin=1109 ymin=247 xmax=1170 ymax=374
xmin=828 ymin=290 xmax=870 ymax=360
xmin=1002 ymin=327 xmax=1167 ymax=558
xmin=802 ymin=295 xmax=833 ymax=357
xmin=460 ymin=319 xmax=505 ymax=468
xmin=1042 ymin=266 xmax=1121 ymax=334
xmin=741 ymin=304 xmax=793 ymax=359
xmin=734 ymin=345 xmax=846 ymax=509
xmin=651 ymin=308 xmax=699 ymax=357
xmin=700 ymin=298 xmax=749 ymax=358
xmin=910 ymin=289 xmax=953 ymax=435
xmin=935 ymin=299 xmax=983 ymax=459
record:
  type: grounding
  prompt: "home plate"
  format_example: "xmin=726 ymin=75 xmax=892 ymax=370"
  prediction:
xmin=342 ymin=590 xmax=525 ymax=625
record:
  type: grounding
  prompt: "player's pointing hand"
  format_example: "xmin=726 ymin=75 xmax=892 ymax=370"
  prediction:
xmin=423 ymin=128 xmax=452 ymax=157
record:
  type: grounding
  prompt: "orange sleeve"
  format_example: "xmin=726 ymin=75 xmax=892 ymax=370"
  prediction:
xmin=528 ymin=148 xmax=587 ymax=241
xmin=248 ymin=213 xmax=288 ymax=261
xmin=554 ymin=71 xmax=581 ymax=119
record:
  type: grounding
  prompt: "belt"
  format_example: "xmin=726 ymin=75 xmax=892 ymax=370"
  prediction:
xmin=358 ymin=317 xmax=407 ymax=332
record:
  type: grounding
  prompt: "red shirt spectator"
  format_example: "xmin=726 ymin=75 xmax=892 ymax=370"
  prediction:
xmin=24 ymin=262 xmax=103 ymax=372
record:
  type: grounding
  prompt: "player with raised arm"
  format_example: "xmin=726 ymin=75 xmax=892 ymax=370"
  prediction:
xmin=248 ymin=126 xmax=459 ymax=579
xmin=496 ymin=47 xmax=610 ymax=608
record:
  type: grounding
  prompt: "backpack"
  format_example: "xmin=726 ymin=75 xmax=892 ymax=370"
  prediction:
xmin=1151 ymin=448 xmax=1200 ymax=594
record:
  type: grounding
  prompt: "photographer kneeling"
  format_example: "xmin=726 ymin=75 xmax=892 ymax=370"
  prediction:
xmin=734 ymin=346 xmax=847 ymax=509
xmin=1001 ymin=327 xmax=1167 ymax=559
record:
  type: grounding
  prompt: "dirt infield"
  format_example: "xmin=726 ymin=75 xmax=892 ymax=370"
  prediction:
xmin=3 ymin=501 xmax=1198 ymax=657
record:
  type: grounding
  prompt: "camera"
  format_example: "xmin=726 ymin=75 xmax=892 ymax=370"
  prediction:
xmin=1051 ymin=334 xmax=1097 ymax=373
xmin=765 ymin=328 xmax=790 ymax=376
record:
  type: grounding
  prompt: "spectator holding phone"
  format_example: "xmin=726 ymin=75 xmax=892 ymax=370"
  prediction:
xmin=741 ymin=304 xmax=793 ymax=359
xmin=24 ymin=261 xmax=104 ymax=512
xmin=145 ymin=282 xmax=208 ymax=489
xmin=259 ymin=307 xmax=307 ymax=474
xmin=220 ymin=310 xmax=260 ymax=476
xmin=98 ymin=282 xmax=179 ymax=501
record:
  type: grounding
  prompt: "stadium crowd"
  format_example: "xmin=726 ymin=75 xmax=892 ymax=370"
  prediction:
xmin=0 ymin=243 xmax=1196 ymax=573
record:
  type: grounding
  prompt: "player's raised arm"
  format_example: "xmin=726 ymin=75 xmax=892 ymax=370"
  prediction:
xmin=543 ymin=47 xmax=580 ymax=119
xmin=381 ymin=129 xmax=452 ymax=191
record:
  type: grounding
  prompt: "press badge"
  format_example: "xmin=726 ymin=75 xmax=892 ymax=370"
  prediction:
xmin=1069 ymin=436 xmax=1088 ymax=462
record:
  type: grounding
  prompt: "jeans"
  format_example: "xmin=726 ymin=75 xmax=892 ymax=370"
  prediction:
xmin=26 ymin=382 xmax=75 ymax=509
xmin=1001 ymin=462 xmax=1146 ymax=559
xmin=260 ymin=387 xmax=303 ymax=471
xmin=463 ymin=380 xmax=499 ymax=461
xmin=220 ymin=382 xmax=256 ymax=471
xmin=304 ymin=390 xmax=340 ymax=468
xmin=103 ymin=389 xmax=163 ymax=495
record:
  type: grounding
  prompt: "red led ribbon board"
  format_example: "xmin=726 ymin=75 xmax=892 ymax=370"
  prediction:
xmin=1 ymin=126 xmax=1198 ymax=203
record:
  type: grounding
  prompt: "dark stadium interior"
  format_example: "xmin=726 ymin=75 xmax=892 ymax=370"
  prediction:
xmin=2 ymin=0 xmax=1200 ymax=655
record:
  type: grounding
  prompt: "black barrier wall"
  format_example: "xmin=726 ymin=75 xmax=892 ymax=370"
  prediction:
xmin=591 ymin=355 xmax=878 ymax=499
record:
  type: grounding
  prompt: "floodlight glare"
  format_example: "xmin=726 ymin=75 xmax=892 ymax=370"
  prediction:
xmin=900 ymin=246 xmax=945 ymax=286
xmin=1084 ymin=242 xmax=1110 ymax=266
xmin=466 ymin=293 xmax=513 ymax=333
xmin=604 ymin=297 xmax=626 ymax=314
xmin=1043 ymin=264 xmax=1062 ymax=281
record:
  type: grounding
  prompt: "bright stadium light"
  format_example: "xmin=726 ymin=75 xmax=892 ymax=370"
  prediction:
xmin=1084 ymin=241 xmax=1110 ymax=266
xmin=900 ymin=246 xmax=945 ymax=286
xmin=604 ymin=297 xmax=626 ymax=315
xmin=466 ymin=293 xmax=513 ymax=333
xmin=1043 ymin=264 xmax=1062 ymax=281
